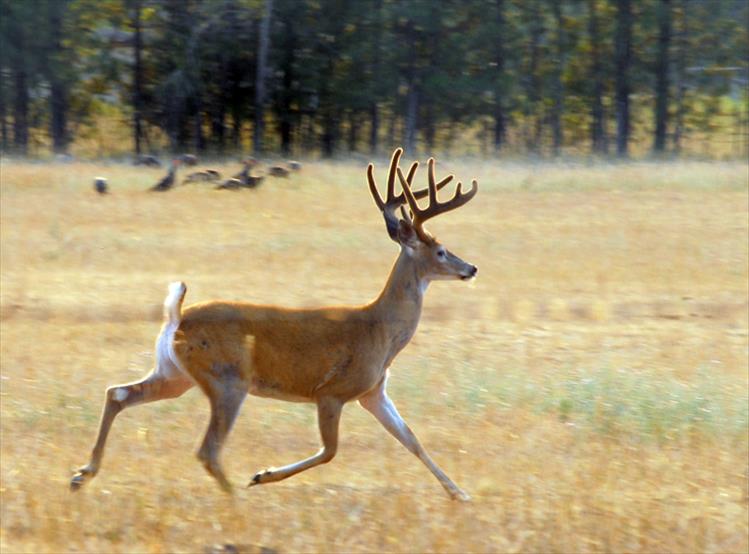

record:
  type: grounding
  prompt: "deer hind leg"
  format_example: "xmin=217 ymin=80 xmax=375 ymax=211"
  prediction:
xmin=248 ymin=396 xmax=342 ymax=487
xmin=358 ymin=376 xmax=470 ymax=501
xmin=70 ymin=367 xmax=194 ymax=491
xmin=194 ymin=363 xmax=249 ymax=493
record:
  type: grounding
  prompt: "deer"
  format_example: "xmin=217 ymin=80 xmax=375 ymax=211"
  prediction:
xmin=70 ymin=148 xmax=478 ymax=501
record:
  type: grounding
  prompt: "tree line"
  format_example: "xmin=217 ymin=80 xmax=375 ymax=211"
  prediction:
xmin=0 ymin=0 xmax=747 ymax=159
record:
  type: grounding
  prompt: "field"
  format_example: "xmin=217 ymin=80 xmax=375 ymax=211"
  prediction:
xmin=1 ymin=157 xmax=747 ymax=553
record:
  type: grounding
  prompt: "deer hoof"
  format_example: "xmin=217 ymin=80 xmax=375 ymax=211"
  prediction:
xmin=449 ymin=488 xmax=471 ymax=502
xmin=70 ymin=467 xmax=94 ymax=491
xmin=247 ymin=468 xmax=273 ymax=487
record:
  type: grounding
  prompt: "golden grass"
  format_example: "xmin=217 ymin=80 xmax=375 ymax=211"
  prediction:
xmin=1 ymin=158 xmax=747 ymax=553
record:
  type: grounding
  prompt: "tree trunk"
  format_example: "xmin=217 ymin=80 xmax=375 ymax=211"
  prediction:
xmin=369 ymin=102 xmax=379 ymax=155
xmin=131 ymin=0 xmax=144 ymax=156
xmin=348 ymin=111 xmax=359 ymax=152
xmin=0 ymin=73 xmax=7 ymax=151
xmin=232 ymin=107 xmax=242 ymax=150
xmin=672 ymin=0 xmax=689 ymax=153
xmin=8 ymin=3 xmax=28 ymax=155
xmin=404 ymin=83 xmax=419 ymax=154
xmin=550 ymin=0 xmax=564 ymax=156
xmin=369 ymin=0 xmax=382 ymax=154
xmin=525 ymin=4 xmax=544 ymax=155
xmin=493 ymin=0 xmax=507 ymax=152
xmin=614 ymin=0 xmax=632 ymax=158
xmin=211 ymin=104 xmax=226 ymax=153
xmin=279 ymin=118 xmax=292 ymax=155
xmin=277 ymin=19 xmax=295 ymax=156
xmin=12 ymin=61 xmax=28 ymax=155
xmin=423 ymin=100 xmax=435 ymax=152
xmin=588 ymin=0 xmax=608 ymax=154
xmin=321 ymin=113 xmax=338 ymax=157
xmin=193 ymin=97 xmax=205 ymax=153
xmin=653 ymin=0 xmax=672 ymax=154
xmin=320 ymin=49 xmax=338 ymax=158
xmin=254 ymin=0 xmax=273 ymax=155
xmin=49 ymin=83 xmax=68 ymax=154
xmin=47 ymin=0 xmax=70 ymax=153
xmin=387 ymin=107 xmax=397 ymax=150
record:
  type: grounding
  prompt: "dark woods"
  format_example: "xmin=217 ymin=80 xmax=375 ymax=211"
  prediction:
xmin=0 ymin=0 xmax=746 ymax=158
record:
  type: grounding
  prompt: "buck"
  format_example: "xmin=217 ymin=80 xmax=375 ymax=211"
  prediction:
xmin=70 ymin=148 xmax=478 ymax=500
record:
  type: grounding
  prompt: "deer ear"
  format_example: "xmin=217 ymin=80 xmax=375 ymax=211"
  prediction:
xmin=397 ymin=218 xmax=419 ymax=248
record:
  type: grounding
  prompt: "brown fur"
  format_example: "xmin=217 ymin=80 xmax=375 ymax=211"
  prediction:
xmin=173 ymin=250 xmax=427 ymax=405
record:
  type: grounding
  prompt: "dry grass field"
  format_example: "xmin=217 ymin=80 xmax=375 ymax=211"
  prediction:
xmin=1 ymin=156 xmax=747 ymax=553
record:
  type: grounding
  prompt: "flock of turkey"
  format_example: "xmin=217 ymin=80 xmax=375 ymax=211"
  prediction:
xmin=94 ymin=154 xmax=301 ymax=194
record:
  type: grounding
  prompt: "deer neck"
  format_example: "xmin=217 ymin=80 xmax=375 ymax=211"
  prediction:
xmin=370 ymin=248 xmax=428 ymax=346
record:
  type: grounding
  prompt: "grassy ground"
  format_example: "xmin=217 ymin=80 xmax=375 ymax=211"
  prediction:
xmin=1 ymin=157 xmax=747 ymax=553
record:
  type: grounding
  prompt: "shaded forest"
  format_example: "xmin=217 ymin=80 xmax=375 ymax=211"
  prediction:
xmin=0 ymin=0 xmax=747 ymax=158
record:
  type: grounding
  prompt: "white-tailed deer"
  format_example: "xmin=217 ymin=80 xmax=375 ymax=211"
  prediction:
xmin=71 ymin=148 xmax=478 ymax=500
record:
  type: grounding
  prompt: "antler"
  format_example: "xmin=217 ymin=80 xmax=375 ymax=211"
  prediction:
xmin=398 ymin=157 xmax=478 ymax=242
xmin=367 ymin=148 xmax=449 ymax=240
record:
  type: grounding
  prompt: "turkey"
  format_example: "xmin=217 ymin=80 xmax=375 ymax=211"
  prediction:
xmin=179 ymin=153 xmax=198 ymax=166
xmin=133 ymin=154 xmax=161 ymax=167
xmin=232 ymin=158 xmax=257 ymax=181
xmin=150 ymin=160 xmax=180 ymax=192
xmin=183 ymin=170 xmax=221 ymax=184
xmin=215 ymin=178 xmax=243 ymax=190
xmin=94 ymin=177 xmax=108 ymax=194
xmin=268 ymin=165 xmax=290 ymax=178
xmin=244 ymin=175 xmax=265 ymax=188
xmin=231 ymin=159 xmax=263 ymax=187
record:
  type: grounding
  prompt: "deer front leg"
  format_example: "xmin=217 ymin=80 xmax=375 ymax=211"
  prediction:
xmin=358 ymin=375 xmax=470 ymax=501
xmin=248 ymin=396 xmax=342 ymax=487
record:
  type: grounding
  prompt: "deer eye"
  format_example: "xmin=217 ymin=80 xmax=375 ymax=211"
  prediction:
xmin=436 ymin=249 xmax=446 ymax=259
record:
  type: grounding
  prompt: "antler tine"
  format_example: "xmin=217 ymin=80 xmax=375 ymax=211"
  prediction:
xmin=428 ymin=158 xmax=438 ymax=206
xmin=426 ymin=158 xmax=455 ymax=204
xmin=367 ymin=163 xmax=385 ymax=210
xmin=369 ymin=148 xmax=451 ymax=216
xmin=404 ymin=160 xmax=418 ymax=188
xmin=385 ymin=147 xmax=403 ymax=204
xmin=368 ymin=148 xmax=413 ymax=211
xmin=395 ymin=165 xmax=451 ymax=205
xmin=401 ymin=157 xmax=478 ymax=240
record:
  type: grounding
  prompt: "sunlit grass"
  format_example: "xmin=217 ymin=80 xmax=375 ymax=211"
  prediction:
xmin=1 ymin=158 xmax=747 ymax=553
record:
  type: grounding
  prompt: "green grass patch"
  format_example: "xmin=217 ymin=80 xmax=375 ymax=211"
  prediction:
xmin=490 ymin=365 xmax=749 ymax=442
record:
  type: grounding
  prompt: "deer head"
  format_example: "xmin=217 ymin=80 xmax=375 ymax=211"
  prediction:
xmin=367 ymin=148 xmax=478 ymax=282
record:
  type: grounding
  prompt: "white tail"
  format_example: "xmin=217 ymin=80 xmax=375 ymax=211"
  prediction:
xmin=163 ymin=281 xmax=186 ymax=325
xmin=71 ymin=148 xmax=478 ymax=500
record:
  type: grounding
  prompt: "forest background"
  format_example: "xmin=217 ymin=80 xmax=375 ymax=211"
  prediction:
xmin=0 ymin=0 xmax=747 ymax=161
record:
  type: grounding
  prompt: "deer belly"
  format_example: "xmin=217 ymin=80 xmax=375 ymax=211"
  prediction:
xmin=248 ymin=376 xmax=311 ymax=402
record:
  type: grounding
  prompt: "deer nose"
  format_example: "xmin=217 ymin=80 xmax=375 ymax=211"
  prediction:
xmin=469 ymin=265 xmax=478 ymax=277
